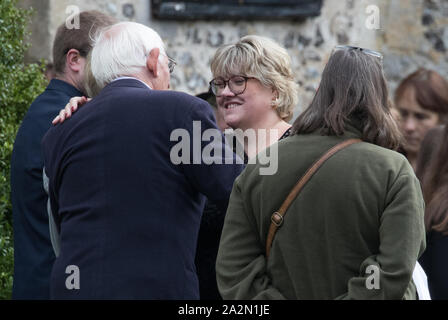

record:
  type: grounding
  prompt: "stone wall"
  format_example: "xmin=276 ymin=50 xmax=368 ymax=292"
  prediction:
xmin=21 ymin=0 xmax=448 ymax=118
xmin=380 ymin=0 xmax=448 ymax=93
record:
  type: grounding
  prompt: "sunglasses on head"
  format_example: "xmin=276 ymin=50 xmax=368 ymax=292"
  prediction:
xmin=333 ymin=45 xmax=383 ymax=60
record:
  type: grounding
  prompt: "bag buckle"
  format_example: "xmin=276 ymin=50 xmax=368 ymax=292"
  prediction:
xmin=271 ymin=212 xmax=283 ymax=227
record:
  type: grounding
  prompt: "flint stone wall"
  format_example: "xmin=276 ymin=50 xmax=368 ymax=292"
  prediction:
xmin=21 ymin=0 xmax=448 ymax=118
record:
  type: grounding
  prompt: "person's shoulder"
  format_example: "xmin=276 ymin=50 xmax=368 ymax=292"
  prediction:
xmin=25 ymin=84 xmax=55 ymax=112
xmin=353 ymin=141 xmax=407 ymax=160
xmin=278 ymin=135 xmax=412 ymax=175
xmin=349 ymin=141 xmax=413 ymax=174
xmin=150 ymin=90 xmax=213 ymax=116
xmin=153 ymin=90 xmax=208 ymax=105
xmin=41 ymin=121 xmax=60 ymax=151
xmin=16 ymin=84 xmax=62 ymax=135
xmin=129 ymin=89 xmax=203 ymax=105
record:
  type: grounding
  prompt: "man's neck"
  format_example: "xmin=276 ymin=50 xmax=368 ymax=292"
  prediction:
xmin=128 ymin=70 xmax=156 ymax=90
xmin=54 ymin=75 xmax=81 ymax=92
xmin=113 ymin=76 xmax=153 ymax=90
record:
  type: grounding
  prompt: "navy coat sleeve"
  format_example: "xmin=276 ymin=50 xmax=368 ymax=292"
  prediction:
xmin=177 ymin=98 xmax=244 ymax=214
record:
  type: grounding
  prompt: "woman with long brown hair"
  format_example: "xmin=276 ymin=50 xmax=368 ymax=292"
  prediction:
xmin=416 ymin=123 xmax=448 ymax=299
xmin=395 ymin=69 xmax=448 ymax=170
xmin=216 ymin=46 xmax=426 ymax=299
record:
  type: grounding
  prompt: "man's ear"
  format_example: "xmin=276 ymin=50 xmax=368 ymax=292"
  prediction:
xmin=66 ymin=49 xmax=83 ymax=72
xmin=146 ymin=48 xmax=160 ymax=78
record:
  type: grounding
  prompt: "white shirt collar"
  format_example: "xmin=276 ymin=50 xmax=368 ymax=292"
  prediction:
xmin=112 ymin=76 xmax=153 ymax=90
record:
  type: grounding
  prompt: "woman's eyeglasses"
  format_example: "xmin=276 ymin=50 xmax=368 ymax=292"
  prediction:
xmin=209 ymin=76 xmax=255 ymax=97
xmin=333 ymin=45 xmax=383 ymax=60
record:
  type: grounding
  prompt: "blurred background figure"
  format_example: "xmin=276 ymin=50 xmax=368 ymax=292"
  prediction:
xmin=394 ymin=69 xmax=448 ymax=171
xmin=416 ymin=116 xmax=448 ymax=298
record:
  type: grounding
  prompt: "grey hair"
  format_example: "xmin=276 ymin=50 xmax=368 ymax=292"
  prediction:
xmin=210 ymin=35 xmax=299 ymax=121
xmin=91 ymin=21 xmax=166 ymax=89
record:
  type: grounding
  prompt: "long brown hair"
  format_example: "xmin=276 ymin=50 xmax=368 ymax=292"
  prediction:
xmin=292 ymin=47 xmax=402 ymax=150
xmin=417 ymin=126 xmax=448 ymax=235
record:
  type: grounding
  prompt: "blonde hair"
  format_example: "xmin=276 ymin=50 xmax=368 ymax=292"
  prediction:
xmin=210 ymin=35 xmax=298 ymax=121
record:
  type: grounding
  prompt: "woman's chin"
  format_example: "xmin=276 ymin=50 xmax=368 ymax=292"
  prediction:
xmin=224 ymin=117 xmax=241 ymax=130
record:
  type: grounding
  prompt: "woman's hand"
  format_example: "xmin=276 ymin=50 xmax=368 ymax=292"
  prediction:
xmin=52 ymin=96 xmax=91 ymax=124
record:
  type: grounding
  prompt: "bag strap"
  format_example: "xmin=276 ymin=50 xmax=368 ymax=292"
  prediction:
xmin=265 ymin=138 xmax=362 ymax=258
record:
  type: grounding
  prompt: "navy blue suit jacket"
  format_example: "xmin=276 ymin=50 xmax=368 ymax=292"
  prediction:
xmin=42 ymin=79 xmax=243 ymax=299
xmin=11 ymin=79 xmax=83 ymax=299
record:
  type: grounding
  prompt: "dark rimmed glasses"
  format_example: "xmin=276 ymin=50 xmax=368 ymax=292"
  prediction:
xmin=209 ymin=75 xmax=255 ymax=97
xmin=333 ymin=45 xmax=383 ymax=60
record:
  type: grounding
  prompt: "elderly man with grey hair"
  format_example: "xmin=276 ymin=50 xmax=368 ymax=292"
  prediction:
xmin=41 ymin=21 xmax=243 ymax=299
